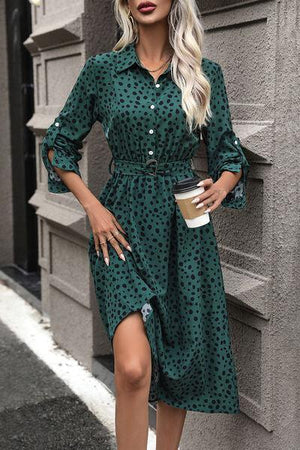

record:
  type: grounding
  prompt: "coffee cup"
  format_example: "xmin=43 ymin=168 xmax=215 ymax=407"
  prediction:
xmin=172 ymin=176 xmax=210 ymax=228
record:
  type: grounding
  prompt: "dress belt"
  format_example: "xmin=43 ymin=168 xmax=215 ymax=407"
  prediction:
xmin=109 ymin=157 xmax=193 ymax=176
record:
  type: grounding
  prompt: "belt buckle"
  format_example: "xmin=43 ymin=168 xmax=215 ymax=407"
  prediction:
xmin=145 ymin=158 xmax=158 ymax=176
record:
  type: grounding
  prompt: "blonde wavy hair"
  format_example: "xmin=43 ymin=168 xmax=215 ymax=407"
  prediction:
xmin=112 ymin=0 xmax=212 ymax=134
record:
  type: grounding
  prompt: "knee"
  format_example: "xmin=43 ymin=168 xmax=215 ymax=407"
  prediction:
xmin=115 ymin=360 xmax=150 ymax=392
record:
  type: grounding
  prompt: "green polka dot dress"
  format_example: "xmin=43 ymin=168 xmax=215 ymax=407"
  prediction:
xmin=41 ymin=41 xmax=250 ymax=414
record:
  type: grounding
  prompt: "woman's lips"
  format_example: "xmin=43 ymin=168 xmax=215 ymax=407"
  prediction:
xmin=138 ymin=5 xmax=157 ymax=14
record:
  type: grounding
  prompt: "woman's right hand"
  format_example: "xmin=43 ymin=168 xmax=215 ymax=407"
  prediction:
xmin=85 ymin=199 xmax=132 ymax=266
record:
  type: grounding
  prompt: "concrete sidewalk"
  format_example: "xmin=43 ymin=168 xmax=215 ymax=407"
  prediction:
xmin=0 ymin=307 xmax=115 ymax=449
xmin=0 ymin=279 xmax=157 ymax=450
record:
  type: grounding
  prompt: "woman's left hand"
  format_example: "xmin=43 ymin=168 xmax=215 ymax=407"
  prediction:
xmin=189 ymin=178 xmax=229 ymax=213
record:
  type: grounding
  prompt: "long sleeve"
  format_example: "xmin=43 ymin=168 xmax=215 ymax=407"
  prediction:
xmin=201 ymin=62 xmax=250 ymax=209
xmin=41 ymin=56 xmax=99 ymax=193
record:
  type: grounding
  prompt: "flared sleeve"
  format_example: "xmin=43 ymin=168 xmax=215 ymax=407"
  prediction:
xmin=201 ymin=62 xmax=250 ymax=209
xmin=41 ymin=56 xmax=99 ymax=193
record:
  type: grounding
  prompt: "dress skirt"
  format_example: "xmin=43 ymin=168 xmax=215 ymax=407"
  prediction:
xmin=88 ymin=158 xmax=240 ymax=414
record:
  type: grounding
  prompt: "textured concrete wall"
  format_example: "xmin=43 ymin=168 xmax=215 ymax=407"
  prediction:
xmin=0 ymin=0 xmax=14 ymax=265
xmin=27 ymin=0 xmax=116 ymax=369
xmin=27 ymin=0 xmax=299 ymax=447
xmin=182 ymin=0 xmax=300 ymax=448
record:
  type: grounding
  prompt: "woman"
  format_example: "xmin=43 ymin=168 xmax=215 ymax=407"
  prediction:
xmin=41 ymin=0 xmax=250 ymax=448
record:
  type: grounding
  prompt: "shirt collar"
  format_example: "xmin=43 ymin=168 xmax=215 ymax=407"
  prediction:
xmin=115 ymin=41 xmax=172 ymax=75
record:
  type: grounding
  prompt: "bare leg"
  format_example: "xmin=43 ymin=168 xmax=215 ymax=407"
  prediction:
xmin=113 ymin=311 xmax=152 ymax=450
xmin=156 ymin=400 xmax=187 ymax=450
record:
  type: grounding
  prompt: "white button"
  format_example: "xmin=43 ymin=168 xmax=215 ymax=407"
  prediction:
xmin=155 ymin=83 xmax=160 ymax=88
xmin=149 ymin=129 xmax=154 ymax=134
xmin=150 ymin=104 xmax=155 ymax=109
xmin=148 ymin=150 xmax=154 ymax=155
xmin=55 ymin=122 xmax=60 ymax=127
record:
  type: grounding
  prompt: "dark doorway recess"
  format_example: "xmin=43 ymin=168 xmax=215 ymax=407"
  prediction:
xmin=3 ymin=0 xmax=40 ymax=299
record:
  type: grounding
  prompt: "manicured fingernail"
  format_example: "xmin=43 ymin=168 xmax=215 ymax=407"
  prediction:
xmin=126 ymin=245 xmax=132 ymax=252
xmin=191 ymin=197 xmax=199 ymax=204
xmin=104 ymin=257 xmax=109 ymax=266
xmin=197 ymin=181 xmax=204 ymax=186
xmin=96 ymin=250 xmax=99 ymax=258
xmin=205 ymin=208 xmax=211 ymax=213
xmin=196 ymin=202 xmax=204 ymax=209
xmin=120 ymin=253 xmax=126 ymax=261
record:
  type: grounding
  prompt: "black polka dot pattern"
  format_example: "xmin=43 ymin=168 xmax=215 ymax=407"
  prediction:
xmin=41 ymin=56 xmax=99 ymax=192
xmin=201 ymin=62 xmax=250 ymax=209
xmin=41 ymin=41 xmax=251 ymax=414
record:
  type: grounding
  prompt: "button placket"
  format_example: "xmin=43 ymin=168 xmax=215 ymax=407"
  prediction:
xmin=145 ymin=85 xmax=156 ymax=165
xmin=148 ymin=101 xmax=155 ymax=155
xmin=149 ymin=103 xmax=156 ymax=155
xmin=146 ymin=78 xmax=163 ymax=166
xmin=152 ymin=80 xmax=162 ymax=164
xmin=147 ymin=122 xmax=155 ymax=159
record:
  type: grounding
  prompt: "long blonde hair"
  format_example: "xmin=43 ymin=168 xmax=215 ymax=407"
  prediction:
xmin=112 ymin=0 xmax=212 ymax=134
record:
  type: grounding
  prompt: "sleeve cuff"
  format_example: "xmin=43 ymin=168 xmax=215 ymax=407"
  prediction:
xmin=41 ymin=117 xmax=83 ymax=194
xmin=211 ymin=136 xmax=250 ymax=209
